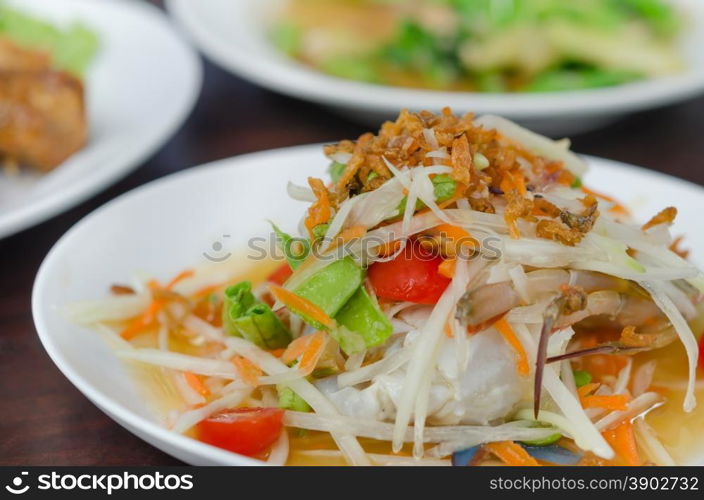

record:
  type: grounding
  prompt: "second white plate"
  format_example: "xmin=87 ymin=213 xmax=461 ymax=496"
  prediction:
xmin=167 ymin=0 xmax=704 ymax=135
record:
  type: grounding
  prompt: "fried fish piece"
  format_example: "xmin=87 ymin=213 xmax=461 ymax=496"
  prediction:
xmin=0 ymin=69 xmax=87 ymax=171
xmin=0 ymin=36 xmax=50 ymax=72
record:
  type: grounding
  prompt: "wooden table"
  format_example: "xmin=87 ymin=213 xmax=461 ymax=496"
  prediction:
xmin=2 ymin=3 xmax=704 ymax=466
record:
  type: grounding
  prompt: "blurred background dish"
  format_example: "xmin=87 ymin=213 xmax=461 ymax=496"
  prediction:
xmin=0 ymin=1 xmax=99 ymax=172
xmin=0 ymin=0 xmax=202 ymax=239
xmin=167 ymin=0 xmax=704 ymax=135
xmin=270 ymin=0 xmax=684 ymax=94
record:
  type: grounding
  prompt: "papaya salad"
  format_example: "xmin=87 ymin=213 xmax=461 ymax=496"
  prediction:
xmin=69 ymin=109 xmax=704 ymax=466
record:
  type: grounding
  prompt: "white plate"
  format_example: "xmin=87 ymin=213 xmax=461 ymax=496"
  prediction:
xmin=32 ymin=144 xmax=704 ymax=466
xmin=166 ymin=0 xmax=704 ymax=135
xmin=0 ymin=0 xmax=202 ymax=239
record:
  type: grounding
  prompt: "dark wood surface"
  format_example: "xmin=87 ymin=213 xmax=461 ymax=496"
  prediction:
xmin=2 ymin=2 xmax=704 ymax=466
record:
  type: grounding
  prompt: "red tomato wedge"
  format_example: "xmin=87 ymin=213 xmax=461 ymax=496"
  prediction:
xmin=267 ymin=263 xmax=293 ymax=285
xmin=698 ymin=334 xmax=704 ymax=371
xmin=368 ymin=240 xmax=451 ymax=304
xmin=196 ymin=407 xmax=284 ymax=457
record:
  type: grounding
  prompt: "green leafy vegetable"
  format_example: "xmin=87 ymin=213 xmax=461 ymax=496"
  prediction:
xmin=222 ymin=281 xmax=291 ymax=349
xmin=381 ymin=20 xmax=460 ymax=86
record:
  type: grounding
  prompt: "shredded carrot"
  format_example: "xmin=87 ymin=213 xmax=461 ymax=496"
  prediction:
xmin=269 ymin=285 xmax=335 ymax=330
xmin=602 ymin=420 xmax=641 ymax=466
xmin=282 ymin=331 xmax=327 ymax=375
xmin=304 ymin=177 xmax=332 ymax=239
xmin=298 ymin=331 xmax=328 ymax=375
xmin=494 ymin=317 xmax=529 ymax=376
xmin=427 ymin=223 xmax=477 ymax=256
xmin=432 ymin=223 xmax=471 ymax=241
xmin=120 ymin=269 xmax=195 ymax=339
xmin=326 ymin=225 xmax=367 ymax=252
xmin=232 ymin=355 xmax=263 ymax=386
xmin=438 ymin=258 xmax=457 ymax=279
xmin=269 ymin=348 xmax=286 ymax=358
xmin=165 ymin=269 xmax=194 ymax=289
xmin=120 ymin=299 xmax=163 ymax=339
xmin=282 ymin=335 xmax=309 ymax=364
xmin=582 ymin=394 xmax=630 ymax=411
xmin=183 ymin=372 xmax=210 ymax=397
xmin=484 ymin=441 xmax=539 ymax=466
xmin=581 ymin=186 xmax=629 ymax=216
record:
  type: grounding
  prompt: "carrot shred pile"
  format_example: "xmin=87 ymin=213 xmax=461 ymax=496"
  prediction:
xmin=269 ymin=285 xmax=335 ymax=330
xmin=484 ymin=441 xmax=539 ymax=466
xmin=494 ymin=317 xmax=529 ymax=376
xmin=232 ymin=355 xmax=263 ymax=386
xmin=282 ymin=331 xmax=328 ymax=375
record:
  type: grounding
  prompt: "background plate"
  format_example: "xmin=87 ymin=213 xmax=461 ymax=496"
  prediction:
xmin=0 ymin=0 xmax=202 ymax=239
xmin=166 ymin=0 xmax=704 ymax=135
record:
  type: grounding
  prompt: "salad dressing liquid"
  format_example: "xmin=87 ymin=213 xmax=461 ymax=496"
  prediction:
xmin=635 ymin=342 xmax=704 ymax=465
